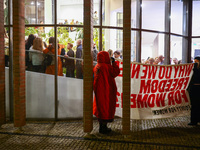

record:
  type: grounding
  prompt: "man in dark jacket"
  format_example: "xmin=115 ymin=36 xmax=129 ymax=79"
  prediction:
xmin=76 ymin=39 xmax=83 ymax=79
xmin=188 ymin=56 xmax=200 ymax=125
xmin=65 ymin=43 xmax=75 ymax=78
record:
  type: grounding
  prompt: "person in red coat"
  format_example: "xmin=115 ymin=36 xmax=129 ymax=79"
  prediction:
xmin=93 ymin=51 xmax=120 ymax=134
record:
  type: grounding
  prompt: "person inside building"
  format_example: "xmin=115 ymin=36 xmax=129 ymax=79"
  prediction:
xmin=76 ymin=39 xmax=83 ymax=79
xmin=188 ymin=56 xmax=200 ymax=126
xmin=92 ymin=43 xmax=98 ymax=61
xmin=113 ymin=50 xmax=121 ymax=60
xmin=70 ymin=19 xmax=75 ymax=31
xmin=25 ymin=34 xmax=36 ymax=70
xmin=29 ymin=37 xmax=45 ymax=73
xmin=173 ymin=58 xmax=178 ymax=65
xmin=43 ymin=37 xmax=63 ymax=76
xmin=107 ymin=49 xmax=113 ymax=57
xmin=93 ymin=51 xmax=120 ymax=134
xmin=148 ymin=58 xmax=155 ymax=65
xmin=65 ymin=43 xmax=75 ymax=78
xmin=158 ymin=55 xmax=164 ymax=65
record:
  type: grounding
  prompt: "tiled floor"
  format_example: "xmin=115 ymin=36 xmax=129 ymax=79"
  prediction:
xmin=0 ymin=116 xmax=199 ymax=150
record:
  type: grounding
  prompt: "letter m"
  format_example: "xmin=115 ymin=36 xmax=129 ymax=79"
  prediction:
xmin=139 ymin=80 xmax=151 ymax=94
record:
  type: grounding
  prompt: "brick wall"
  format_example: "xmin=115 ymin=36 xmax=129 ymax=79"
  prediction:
xmin=122 ymin=0 xmax=131 ymax=135
xmin=83 ymin=0 xmax=94 ymax=133
xmin=13 ymin=0 xmax=26 ymax=127
xmin=0 ymin=0 xmax=6 ymax=126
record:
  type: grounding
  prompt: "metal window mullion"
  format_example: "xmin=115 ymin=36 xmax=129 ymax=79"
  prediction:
xmin=35 ymin=0 xmax=38 ymax=23
xmin=136 ymin=0 xmax=142 ymax=62
xmin=8 ymin=0 xmax=13 ymax=121
xmin=182 ymin=0 xmax=192 ymax=63
xmin=187 ymin=0 xmax=192 ymax=63
xmin=164 ymin=0 xmax=171 ymax=65
xmin=54 ymin=0 xmax=58 ymax=121
xmin=99 ymin=0 xmax=103 ymax=51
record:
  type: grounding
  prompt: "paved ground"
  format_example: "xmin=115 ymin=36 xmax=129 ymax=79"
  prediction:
xmin=0 ymin=116 xmax=200 ymax=150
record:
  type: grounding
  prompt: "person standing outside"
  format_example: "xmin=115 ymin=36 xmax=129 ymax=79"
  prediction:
xmin=65 ymin=43 xmax=75 ymax=78
xmin=93 ymin=51 xmax=120 ymax=134
xmin=188 ymin=56 xmax=200 ymax=125
xmin=76 ymin=39 xmax=83 ymax=79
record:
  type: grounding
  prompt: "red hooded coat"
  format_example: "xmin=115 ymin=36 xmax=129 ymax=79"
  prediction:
xmin=93 ymin=51 xmax=120 ymax=121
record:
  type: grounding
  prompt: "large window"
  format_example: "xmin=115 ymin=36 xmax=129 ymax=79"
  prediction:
xmin=4 ymin=0 xmax=196 ymax=120
xmin=192 ymin=0 xmax=200 ymax=60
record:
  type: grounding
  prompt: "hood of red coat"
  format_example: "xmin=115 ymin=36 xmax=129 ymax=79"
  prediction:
xmin=97 ymin=51 xmax=110 ymax=64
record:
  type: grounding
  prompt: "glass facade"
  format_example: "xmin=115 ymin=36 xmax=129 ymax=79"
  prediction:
xmin=4 ymin=0 xmax=198 ymax=119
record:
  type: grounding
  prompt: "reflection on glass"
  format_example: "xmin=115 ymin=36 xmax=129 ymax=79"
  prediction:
xmin=192 ymin=1 xmax=200 ymax=36
xmin=4 ymin=0 xmax=8 ymax=25
xmin=5 ymin=28 xmax=9 ymax=67
xmin=131 ymin=31 xmax=136 ymax=62
xmin=170 ymin=36 xmax=182 ymax=64
xmin=131 ymin=0 xmax=137 ymax=28
xmin=141 ymin=32 xmax=164 ymax=64
xmin=57 ymin=0 xmax=84 ymax=25
xmin=171 ymin=1 xmax=183 ymax=35
xmin=93 ymin=28 xmax=99 ymax=51
xmin=103 ymin=29 xmax=123 ymax=56
xmin=142 ymin=0 xmax=165 ymax=31
xmin=25 ymin=0 xmax=52 ymax=24
xmin=192 ymin=38 xmax=200 ymax=61
xmin=102 ymin=0 xmax=123 ymax=26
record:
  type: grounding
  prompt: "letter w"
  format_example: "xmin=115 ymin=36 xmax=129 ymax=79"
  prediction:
xmin=156 ymin=93 xmax=166 ymax=107
xmin=148 ymin=66 xmax=157 ymax=79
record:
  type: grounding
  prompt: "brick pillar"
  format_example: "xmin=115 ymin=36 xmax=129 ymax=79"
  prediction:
xmin=0 ymin=0 xmax=6 ymax=126
xmin=83 ymin=0 xmax=93 ymax=133
xmin=122 ymin=0 xmax=131 ymax=135
xmin=13 ymin=0 xmax=26 ymax=127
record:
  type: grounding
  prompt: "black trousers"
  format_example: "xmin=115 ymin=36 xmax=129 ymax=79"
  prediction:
xmin=66 ymin=67 xmax=75 ymax=78
xmin=32 ymin=65 xmax=45 ymax=73
xmin=76 ymin=64 xmax=83 ymax=79
xmin=189 ymin=85 xmax=200 ymax=123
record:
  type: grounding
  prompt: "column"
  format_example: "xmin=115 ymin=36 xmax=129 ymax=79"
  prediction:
xmin=122 ymin=0 xmax=131 ymax=135
xmin=136 ymin=0 xmax=142 ymax=62
xmin=13 ymin=0 xmax=26 ymax=127
xmin=182 ymin=0 xmax=192 ymax=63
xmin=0 ymin=0 xmax=6 ymax=126
xmin=83 ymin=0 xmax=93 ymax=133
xmin=164 ymin=0 xmax=171 ymax=65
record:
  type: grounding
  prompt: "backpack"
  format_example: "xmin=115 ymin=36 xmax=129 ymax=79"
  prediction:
xmin=43 ymin=51 xmax=55 ymax=66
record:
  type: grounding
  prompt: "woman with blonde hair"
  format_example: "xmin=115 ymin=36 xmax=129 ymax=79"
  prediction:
xmin=29 ymin=37 xmax=44 ymax=73
xmin=107 ymin=49 xmax=113 ymax=57
xmin=154 ymin=57 xmax=159 ymax=65
xmin=148 ymin=58 xmax=155 ymax=65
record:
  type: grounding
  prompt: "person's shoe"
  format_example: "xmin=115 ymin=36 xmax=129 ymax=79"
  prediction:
xmin=105 ymin=124 xmax=112 ymax=132
xmin=188 ymin=122 xmax=197 ymax=126
xmin=99 ymin=123 xmax=111 ymax=134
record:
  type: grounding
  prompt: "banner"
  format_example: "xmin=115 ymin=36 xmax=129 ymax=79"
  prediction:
xmin=115 ymin=62 xmax=194 ymax=119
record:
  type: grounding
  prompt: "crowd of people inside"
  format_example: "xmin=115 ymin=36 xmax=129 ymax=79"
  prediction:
xmin=25 ymin=33 xmax=195 ymax=79
xmin=141 ymin=55 xmax=185 ymax=65
xmin=25 ymin=34 xmax=123 ymax=79
xmin=25 ymin=34 xmax=85 ymax=78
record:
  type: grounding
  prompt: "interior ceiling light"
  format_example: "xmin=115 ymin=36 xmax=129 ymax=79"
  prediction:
xmin=37 ymin=2 xmax=40 ymax=6
xmin=31 ymin=1 xmax=34 ymax=5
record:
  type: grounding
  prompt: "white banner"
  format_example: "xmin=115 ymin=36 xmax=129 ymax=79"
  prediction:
xmin=115 ymin=62 xmax=194 ymax=119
